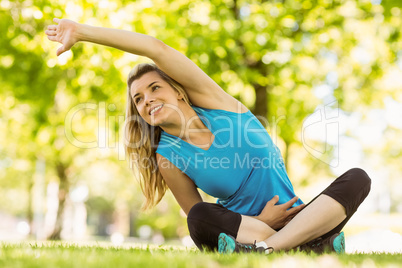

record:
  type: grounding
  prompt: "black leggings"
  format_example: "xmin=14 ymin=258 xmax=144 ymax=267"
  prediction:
xmin=187 ymin=168 xmax=371 ymax=251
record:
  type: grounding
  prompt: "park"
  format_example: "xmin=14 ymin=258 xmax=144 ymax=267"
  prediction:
xmin=1 ymin=0 xmax=402 ymax=266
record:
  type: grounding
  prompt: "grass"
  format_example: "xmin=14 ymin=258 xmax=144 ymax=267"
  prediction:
xmin=0 ymin=242 xmax=401 ymax=268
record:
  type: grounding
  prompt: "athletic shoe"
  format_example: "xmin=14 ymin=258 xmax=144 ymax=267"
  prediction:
xmin=298 ymin=231 xmax=345 ymax=254
xmin=218 ymin=233 xmax=274 ymax=254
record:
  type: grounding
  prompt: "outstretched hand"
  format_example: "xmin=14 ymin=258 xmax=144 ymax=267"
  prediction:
xmin=45 ymin=18 xmax=79 ymax=56
xmin=256 ymin=195 xmax=306 ymax=230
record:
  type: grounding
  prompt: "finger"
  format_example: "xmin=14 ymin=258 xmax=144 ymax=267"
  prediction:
xmin=290 ymin=203 xmax=305 ymax=210
xmin=47 ymin=25 xmax=57 ymax=31
xmin=53 ymin=18 xmax=60 ymax=24
xmin=287 ymin=204 xmax=306 ymax=215
xmin=285 ymin=210 xmax=300 ymax=221
xmin=45 ymin=30 xmax=57 ymax=36
xmin=289 ymin=203 xmax=305 ymax=212
xmin=284 ymin=219 xmax=292 ymax=226
xmin=281 ymin=196 xmax=299 ymax=209
xmin=56 ymin=45 xmax=66 ymax=56
xmin=47 ymin=35 xmax=57 ymax=41
xmin=268 ymin=195 xmax=280 ymax=205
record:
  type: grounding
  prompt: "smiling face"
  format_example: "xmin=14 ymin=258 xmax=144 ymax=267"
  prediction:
xmin=130 ymin=71 xmax=184 ymax=127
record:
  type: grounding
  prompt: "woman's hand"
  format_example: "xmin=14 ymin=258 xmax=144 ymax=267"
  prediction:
xmin=256 ymin=195 xmax=306 ymax=230
xmin=45 ymin=18 xmax=80 ymax=56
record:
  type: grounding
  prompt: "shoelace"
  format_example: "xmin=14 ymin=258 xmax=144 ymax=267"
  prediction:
xmin=236 ymin=240 xmax=257 ymax=252
xmin=236 ymin=240 xmax=274 ymax=254
xmin=310 ymin=239 xmax=323 ymax=248
xmin=306 ymin=237 xmax=323 ymax=248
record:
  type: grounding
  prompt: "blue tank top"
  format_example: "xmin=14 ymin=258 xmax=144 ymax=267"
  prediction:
xmin=156 ymin=106 xmax=303 ymax=216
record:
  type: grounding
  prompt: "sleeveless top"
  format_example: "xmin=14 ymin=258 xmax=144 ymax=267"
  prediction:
xmin=156 ymin=106 xmax=303 ymax=216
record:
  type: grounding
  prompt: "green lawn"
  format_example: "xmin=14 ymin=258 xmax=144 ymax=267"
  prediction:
xmin=0 ymin=242 xmax=401 ymax=268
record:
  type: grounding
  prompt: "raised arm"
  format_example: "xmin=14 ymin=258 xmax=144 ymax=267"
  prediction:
xmin=45 ymin=18 xmax=163 ymax=59
xmin=45 ymin=18 xmax=247 ymax=111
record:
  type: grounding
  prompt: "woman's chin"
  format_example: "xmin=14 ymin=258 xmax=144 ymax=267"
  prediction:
xmin=147 ymin=114 xmax=169 ymax=127
xmin=149 ymin=118 xmax=163 ymax=127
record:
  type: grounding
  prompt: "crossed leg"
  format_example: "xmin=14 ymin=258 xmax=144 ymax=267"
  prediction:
xmin=237 ymin=194 xmax=346 ymax=250
xmin=187 ymin=168 xmax=371 ymax=251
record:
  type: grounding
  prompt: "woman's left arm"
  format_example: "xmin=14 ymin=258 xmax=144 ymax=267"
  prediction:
xmin=46 ymin=18 xmax=243 ymax=111
xmin=152 ymin=43 xmax=236 ymax=109
xmin=46 ymin=19 xmax=163 ymax=58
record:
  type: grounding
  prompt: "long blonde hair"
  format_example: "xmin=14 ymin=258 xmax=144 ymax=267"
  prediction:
xmin=125 ymin=63 xmax=191 ymax=210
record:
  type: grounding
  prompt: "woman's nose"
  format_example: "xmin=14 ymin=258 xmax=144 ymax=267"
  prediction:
xmin=144 ymin=95 xmax=155 ymax=105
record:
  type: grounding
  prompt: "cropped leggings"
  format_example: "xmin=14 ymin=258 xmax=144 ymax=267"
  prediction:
xmin=187 ymin=168 xmax=371 ymax=251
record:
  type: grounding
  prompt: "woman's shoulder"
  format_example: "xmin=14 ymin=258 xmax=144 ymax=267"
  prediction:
xmin=189 ymin=93 xmax=249 ymax=114
xmin=157 ymin=131 xmax=182 ymax=152
xmin=191 ymin=104 xmax=250 ymax=117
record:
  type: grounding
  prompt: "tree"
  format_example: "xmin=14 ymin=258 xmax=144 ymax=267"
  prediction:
xmin=1 ymin=0 xmax=402 ymax=242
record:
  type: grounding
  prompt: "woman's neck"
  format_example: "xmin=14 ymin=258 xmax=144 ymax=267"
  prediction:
xmin=160 ymin=104 xmax=209 ymax=140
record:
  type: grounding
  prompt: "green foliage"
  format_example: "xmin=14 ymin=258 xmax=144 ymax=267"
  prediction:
xmin=1 ymin=0 xmax=402 ymax=239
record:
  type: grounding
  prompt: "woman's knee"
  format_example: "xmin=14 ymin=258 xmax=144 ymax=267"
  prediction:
xmin=346 ymin=168 xmax=371 ymax=200
xmin=346 ymin=168 xmax=371 ymax=195
xmin=187 ymin=202 xmax=224 ymax=251
xmin=187 ymin=202 xmax=217 ymax=231
xmin=188 ymin=202 xmax=212 ymax=221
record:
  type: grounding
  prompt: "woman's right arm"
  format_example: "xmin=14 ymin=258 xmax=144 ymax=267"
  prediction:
xmin=157 ymin=152 xmax=302 ymax=229
xmin=156 ymin=153 xmax=202 ymax=215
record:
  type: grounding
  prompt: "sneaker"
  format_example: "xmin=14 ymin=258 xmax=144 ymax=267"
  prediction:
xmin=298 ymin=231 xmax=345 ymax=254
xmin=218 ymin=233 xmax=273 ymax=254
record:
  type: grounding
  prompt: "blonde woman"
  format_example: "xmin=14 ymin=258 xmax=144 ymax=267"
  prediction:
xmin=46 ymin=18 xmax=371 ymax=254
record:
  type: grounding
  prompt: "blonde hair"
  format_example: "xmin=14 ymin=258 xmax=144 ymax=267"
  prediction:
xmin=125 ymin=63 xmax=190 ymax=210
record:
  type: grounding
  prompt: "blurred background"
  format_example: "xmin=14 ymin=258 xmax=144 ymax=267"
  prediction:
xmin=0 ymin=0 xmax=401 ymax=253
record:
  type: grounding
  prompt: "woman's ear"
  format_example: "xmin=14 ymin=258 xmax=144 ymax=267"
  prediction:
xmin=177 ymin=91 xmax=184 ymax=101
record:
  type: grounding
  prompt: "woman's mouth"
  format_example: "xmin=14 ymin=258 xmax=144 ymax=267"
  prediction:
xmin=149 ymin=104 xmax=163 ymax=115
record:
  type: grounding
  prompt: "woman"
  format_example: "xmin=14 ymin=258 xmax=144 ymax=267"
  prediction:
xmin=45 ymin=18 xmax=371 ymax=254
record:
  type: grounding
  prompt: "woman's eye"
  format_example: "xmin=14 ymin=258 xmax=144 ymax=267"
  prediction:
xmin=135 ymin=97 xmax=142 ymax=104
xmin=152 ymin=85 xmax=160 ymax=91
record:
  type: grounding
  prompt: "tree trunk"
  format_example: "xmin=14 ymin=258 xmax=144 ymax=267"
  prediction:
xmin=231 ymin=0 xmax=269 ymax=121
xmin=251 ymin=83 xmax=268 ymax=120
xmin=27 ymin=178 xmax=34 ymax=235
xmin=47 ymin=162 xmax=69 ymax=240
